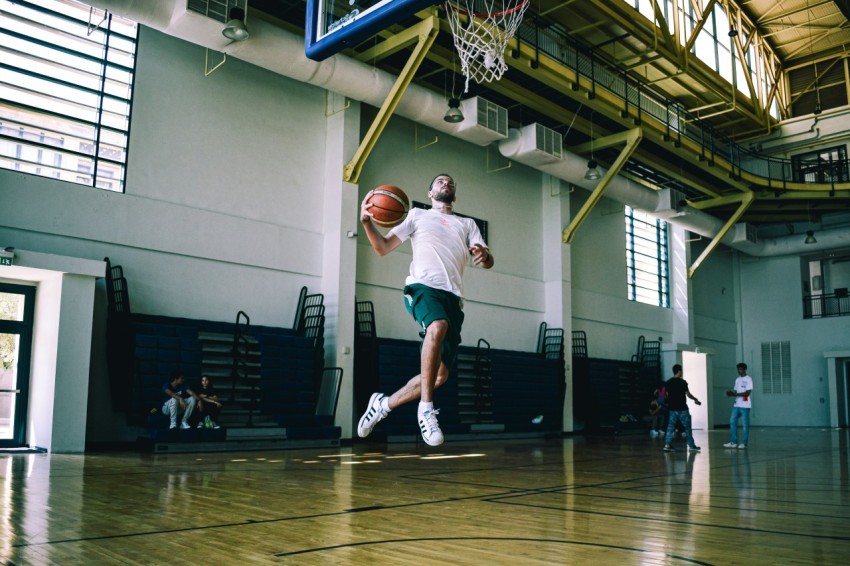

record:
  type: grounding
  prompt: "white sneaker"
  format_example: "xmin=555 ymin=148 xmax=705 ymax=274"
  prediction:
xmin=649 ymin=430 xmax=657 ymax=438
xmin=357 ymin=393 xmax=388 ymax=438
xmin=179 ymin=422 xmax=191 ymax=430
xmin=737 ymin=444 xmax=747 ymax=449
xmin=169 ymin=423 xmax=177 ymax=430
xmin=723 ymin=442 xmax=737 ymax=448
xmin=418 ymin=409 xmax=444 ymax=446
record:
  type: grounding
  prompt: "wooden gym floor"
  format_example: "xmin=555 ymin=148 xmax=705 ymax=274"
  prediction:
xmin=2 ymin=427 xmax=848 ymax=565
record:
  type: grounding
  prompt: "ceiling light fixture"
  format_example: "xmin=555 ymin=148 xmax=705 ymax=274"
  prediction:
xmin=805 ymin=230 xmax=817 ymax=244
xmin=443 ymin=97 xmax=464 ymax=123
xmin=443 ymin=59 xmax=464 ymax=123
xmin=584 ymin=159 xmax=601 ymax=180
xmin=223 ymin=6 xmax=249 ymax=41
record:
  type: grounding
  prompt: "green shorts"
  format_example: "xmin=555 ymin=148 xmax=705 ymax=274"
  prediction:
xmin=403 ymin=283 xmax=464 ymax=368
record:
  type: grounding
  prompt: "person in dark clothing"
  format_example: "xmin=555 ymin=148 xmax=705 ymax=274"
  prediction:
xmin=662 ymin=364 xmax=701 ymax=452
xmin=196 ymin=375 xmax=222 ymax=429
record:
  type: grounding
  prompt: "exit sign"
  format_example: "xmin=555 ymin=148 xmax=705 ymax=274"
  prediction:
xmin=0 ymin=257 xmax=11 ymax=266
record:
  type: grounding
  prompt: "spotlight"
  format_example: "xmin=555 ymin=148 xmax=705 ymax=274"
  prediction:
xmin=223 ymin=6 xmax=249 ymax=41
xmin=443 ymin=98 xmax=464 ymax=123
xmin=585 ymin=159 xmax=601 ymax=181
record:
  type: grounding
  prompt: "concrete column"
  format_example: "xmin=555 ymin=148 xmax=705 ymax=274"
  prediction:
xmin=320 ymin=96 xmax=361 ymax=439
xmin=541 ymin=175 xmax=573 ymax=433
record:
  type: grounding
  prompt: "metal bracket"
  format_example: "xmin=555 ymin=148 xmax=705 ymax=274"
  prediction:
xmin=688 ymin=190 xmax=754 ymax=278
xmin=563 ymin=128 xmax=643 ymax=244
xmin=343 ymin=13 xmax=439 ymax=183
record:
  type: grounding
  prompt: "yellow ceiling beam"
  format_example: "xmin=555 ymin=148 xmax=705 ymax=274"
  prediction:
xmin=688 ymin=190 xmax=754 ymax=278
xmin=563 ymin=128 xmax=643 ymax=244
xmin=343 ymin=14 xmax=439 ymax=183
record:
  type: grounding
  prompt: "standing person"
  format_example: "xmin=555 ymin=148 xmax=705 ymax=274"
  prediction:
xmin=662 ymin=364 xmax=702 ymax=452
xmin=162 ymin=371 xmax=199 ymax=430
xmin=723 ymin=362 xmax=753 ymax=449
xmin=356 ymin=174 xmax=494 ymax=446
xmin=196 ymin=375 xmax=222 ymax=429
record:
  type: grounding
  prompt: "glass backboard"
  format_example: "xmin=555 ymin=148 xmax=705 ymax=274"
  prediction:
xmin=305 ymin=0 xmax=437 ymax=61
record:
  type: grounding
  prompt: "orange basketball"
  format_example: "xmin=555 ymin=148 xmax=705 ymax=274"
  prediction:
xmin=366 ymin=185 xmax=409 ymax=227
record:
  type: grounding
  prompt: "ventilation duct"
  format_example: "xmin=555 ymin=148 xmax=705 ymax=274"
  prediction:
xmin=653 ymin=188 xmax=689 ymax=219
xmin=86 ymin=0 xmax=850 ymax=258
xmin=499 ymin=124 xmax=563 ymax=167
xmin=457 ymin=97 xmax=509 ymax=144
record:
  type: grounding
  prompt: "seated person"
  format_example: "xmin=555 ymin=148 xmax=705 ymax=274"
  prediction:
xmin=196 ymin=375 xmax=222 ymax=429
xmin=649 ymin=398 xmax=666 ymax=438
xmin=162 ymin=371 xmax=198 ymax=430
xmin=650 ymin=383 xmax=668 ymax=437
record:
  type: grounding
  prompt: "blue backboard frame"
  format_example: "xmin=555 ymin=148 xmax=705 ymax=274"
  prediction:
xmin=305 ymin=0 xmax=437 ymax=61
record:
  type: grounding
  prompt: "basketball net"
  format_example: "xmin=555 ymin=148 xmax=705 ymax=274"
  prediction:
xmin=444 ymin=0 xmax=530 ymax=92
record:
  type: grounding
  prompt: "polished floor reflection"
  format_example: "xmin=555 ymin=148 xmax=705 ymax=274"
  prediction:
xmin=2 ymin=428 xmax=849 ymax=565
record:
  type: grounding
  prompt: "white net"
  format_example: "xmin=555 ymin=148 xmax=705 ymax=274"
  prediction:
xmin=444 ymin=0 xmax=530 ymax=92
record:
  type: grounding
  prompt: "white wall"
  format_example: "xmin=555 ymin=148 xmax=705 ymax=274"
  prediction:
xmin=738 ymin=253 xmax=849 ymax=426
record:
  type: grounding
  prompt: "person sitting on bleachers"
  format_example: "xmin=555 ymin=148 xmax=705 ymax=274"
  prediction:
xmin=162 ymin=371 xmax=198 ymax=430
xmin=196 ymin=375 xmax=222 ymax=429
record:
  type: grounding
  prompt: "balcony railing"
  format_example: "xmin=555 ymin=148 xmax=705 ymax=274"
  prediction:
xmin=802 ymin=291 xmax=850 ymax=319
xmin=515 ymin=18 xmax=850 ymax=191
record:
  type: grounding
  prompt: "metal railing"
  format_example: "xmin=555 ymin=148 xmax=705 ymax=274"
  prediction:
xmin=515 ymin=18 xmax=850 ymax=191
xmin=802 ymin=292 xmax=850 ymax=319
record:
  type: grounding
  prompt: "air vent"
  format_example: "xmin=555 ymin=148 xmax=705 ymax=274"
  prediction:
xmin=498 ymin=124 xmax=563 ymax=166
xmin=458 ymin=97 xmax=509 ymax=145
xmin=534 ymin=123 xmax=563 ymax=159
xmin=653 ymin=188 xmax=688 ymax=219
xmin=731 ymin=222 xmax=758 ymax=244
xmin=187 ymin=0 xmax=242 ymax=24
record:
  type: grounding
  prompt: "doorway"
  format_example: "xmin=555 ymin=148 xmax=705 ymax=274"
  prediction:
xmin=0 ymin=283 xmax=36 ymax=447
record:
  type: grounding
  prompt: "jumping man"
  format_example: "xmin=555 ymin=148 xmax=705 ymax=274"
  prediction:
xmin=356 ymin=174 xmax=494 ymax=446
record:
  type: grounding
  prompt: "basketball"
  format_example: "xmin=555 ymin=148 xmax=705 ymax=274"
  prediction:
xmin=366 ymin=185 xmax=409 ymax=227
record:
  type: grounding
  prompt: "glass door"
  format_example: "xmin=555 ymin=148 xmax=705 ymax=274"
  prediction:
xmin=0 ymin=283 xmax=35 ymax=447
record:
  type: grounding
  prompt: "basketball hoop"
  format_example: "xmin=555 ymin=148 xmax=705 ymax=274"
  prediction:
xmin=444 ymin=0 xmax=530 ymax=92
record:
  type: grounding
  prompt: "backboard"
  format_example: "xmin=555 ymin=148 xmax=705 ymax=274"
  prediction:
xmin=305 ymin=0 xmax=437 ymax=61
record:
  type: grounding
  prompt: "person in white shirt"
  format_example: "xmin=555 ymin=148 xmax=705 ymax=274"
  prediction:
xmin=356 ymin=174 xmax=494 ymax=446
xmin=723 ymin=363 xmax=753 ymax=449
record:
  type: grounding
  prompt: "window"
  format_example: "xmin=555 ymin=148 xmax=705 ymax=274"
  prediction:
xmin=626 ymin=205 xmax=669 ymax=307
xmin=0 ymin=0 xmax=138 ymax=192
xmin=761 ymin=341 xmax=792 ymax=394
xmin=791 ymin=146 xmax=849 ymax=184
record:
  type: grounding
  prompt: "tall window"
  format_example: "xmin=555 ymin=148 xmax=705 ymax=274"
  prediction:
xmin=0 ymin=0 xmax=137 ymax=192
xmin=626 ymin=205 xmax=669 ymax=307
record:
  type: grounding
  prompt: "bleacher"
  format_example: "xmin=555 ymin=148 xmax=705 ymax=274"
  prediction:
xmin=103 ymin=259 xmax=342 ymax=452
xmin=571 ymin=331 xmax=662 ymax=434
xmin=356 ymin=334 xmax=564 ymax=442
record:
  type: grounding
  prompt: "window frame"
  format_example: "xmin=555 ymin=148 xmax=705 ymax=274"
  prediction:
xmin=0 ymin=0 xmax=138 ymax=192
xmin=626 ymin=205 xmax=670 ymax=308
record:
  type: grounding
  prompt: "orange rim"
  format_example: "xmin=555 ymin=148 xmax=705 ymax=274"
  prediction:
xmin=447 ymin=0 xmax=529 ymax=19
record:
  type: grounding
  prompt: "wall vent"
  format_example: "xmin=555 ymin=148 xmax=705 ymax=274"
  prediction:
xmin=761 ymin=340 xmax=792 ymax=394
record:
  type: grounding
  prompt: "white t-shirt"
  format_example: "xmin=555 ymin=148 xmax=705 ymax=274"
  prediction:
xmin=389 ymin=208 xmax=487 ymax=298
xmin=733 ymin=375 xmax=753 ymax=408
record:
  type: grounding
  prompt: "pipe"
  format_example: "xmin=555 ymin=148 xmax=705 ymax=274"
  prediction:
xmin=88 ymin=0 xmax=849 ymax=258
